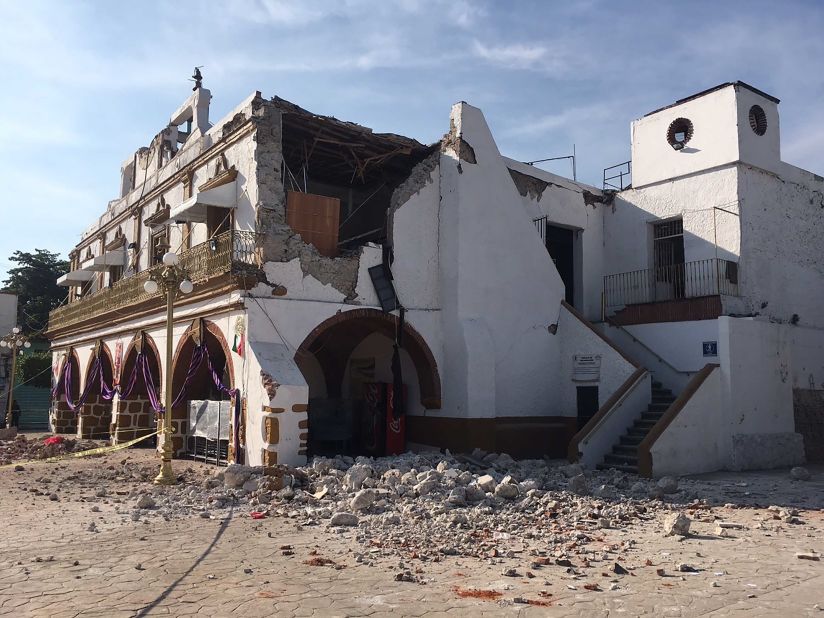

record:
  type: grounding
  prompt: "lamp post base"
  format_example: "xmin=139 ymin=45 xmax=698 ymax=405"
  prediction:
xmin=154 ymin=458 xmax=176 ymax=485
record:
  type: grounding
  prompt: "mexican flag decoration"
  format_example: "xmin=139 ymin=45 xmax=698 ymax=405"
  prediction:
xmin=232 ymin=316 xmax=246 ymax=357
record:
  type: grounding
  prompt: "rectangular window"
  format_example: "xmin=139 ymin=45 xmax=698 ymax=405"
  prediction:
xmin=109 ymin=265 xmax=123 ymax=286
xmin=150 ymin=229 xmax=169 ymax=266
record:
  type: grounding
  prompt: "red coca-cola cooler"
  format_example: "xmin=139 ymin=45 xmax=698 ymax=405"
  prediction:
xmin=362 ymin=383 xmax=406 ymax=456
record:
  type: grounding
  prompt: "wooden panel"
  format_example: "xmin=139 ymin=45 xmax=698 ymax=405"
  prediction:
xmin=286 ymin=191 xmax=340 ymax=257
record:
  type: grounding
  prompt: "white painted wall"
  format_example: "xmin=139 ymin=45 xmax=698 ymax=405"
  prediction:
xmin=649 ymin=366 xmax=723 ymax=477
xmin=631 ymin=83 xmax=781 ymax=189
xmin=632 ymin=86 xmax=740 ymax=189
xmin=737 ymin=164 xmax=824 ymax=328
xmin=624 ymin=320 xmax=719 ymax=372
xmin=596 ymin=322 xmax=692 ymax=394
xmin=717 ymin=316 xmax=804 ymax=470
xmin=558 ymin=305 xmax=638 ymax=416
xmin=504 ymin=158 xmax=605 ymax=321
xmin=604 ymin=166 xmax=740 ymax=278
xmin=437 ymin=102 xmax=566 ymax=421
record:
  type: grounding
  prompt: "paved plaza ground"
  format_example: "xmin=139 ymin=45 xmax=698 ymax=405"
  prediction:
xmin=0 ymin=440 xmax=823 ymax=617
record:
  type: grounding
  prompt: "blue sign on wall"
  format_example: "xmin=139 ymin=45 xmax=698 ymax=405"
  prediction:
xmin=702 ymin=341 xmax=718 ymax=357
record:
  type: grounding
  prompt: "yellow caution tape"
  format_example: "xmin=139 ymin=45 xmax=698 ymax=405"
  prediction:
xmin=0 ymin=431 xmax=160 ymax=469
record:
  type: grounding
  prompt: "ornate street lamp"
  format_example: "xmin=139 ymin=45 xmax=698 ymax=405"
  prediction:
xmin=143 ymin=252 xmax=193 ymax=485
xmin=1 ymin=327 xmax=32 ymax=429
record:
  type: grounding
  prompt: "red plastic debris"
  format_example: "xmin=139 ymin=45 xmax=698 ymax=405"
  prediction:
xmin=249 ymin=511 xmax=266 ymax=519
xmin=43 ymin=436 xmax=65 ymax=446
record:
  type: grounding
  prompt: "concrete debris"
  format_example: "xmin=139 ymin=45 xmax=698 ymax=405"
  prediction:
xmin=568 ymin=474 xmax=588 ymax=495
xmin=0 ymin=434 xmax=100 ymax=466
xmin=663 ymin=512 xmax=691 ymax=537
xmin=796 ymin=552 xmax=821 ymax=561
xmin=136 ymin=494 xmax=156 ymax=509
xmin=790 ymin=466 xmax=811 ymax=481
xmin=330 ymin=512 xmax=359 ymax=527
xmin=350 ymin=489 xmax=376 ymax=511
xmin=476 ymin=474 xmax=496 ymax=493
xmin=657 ymin=476 xmax=679 ymax=494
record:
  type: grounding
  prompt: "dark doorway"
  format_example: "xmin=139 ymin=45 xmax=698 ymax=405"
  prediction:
xmin=547 ymin=225 xmax=575 ymax=305
xmin=576 ymin=386 xmax=599 ymax=430
xmin=653 ymin=219 xmax=685 ymax=299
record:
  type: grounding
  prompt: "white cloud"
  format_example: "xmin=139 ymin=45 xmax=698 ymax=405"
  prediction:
xmin=472 ymin=40 xmax=548 ymax=69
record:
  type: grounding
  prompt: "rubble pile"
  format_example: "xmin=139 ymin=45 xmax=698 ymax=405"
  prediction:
xmin=0 ymin=434 xmax=101 ymax=466
xmin=47 ymin=450 xmax=719 ymax=558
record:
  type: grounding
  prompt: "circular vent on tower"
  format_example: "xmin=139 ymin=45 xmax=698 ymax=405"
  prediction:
xmin=749 ymin=105 xmax=767 ymax=136
xmin=666 ymin=117 xmax=694 ymax=150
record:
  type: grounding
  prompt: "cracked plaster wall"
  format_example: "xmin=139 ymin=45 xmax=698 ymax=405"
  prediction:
xmin=738 ymin=164 xmax=824 ymax=328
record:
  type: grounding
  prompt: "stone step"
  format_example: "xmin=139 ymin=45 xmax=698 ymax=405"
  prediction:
xmin=597 ymin=463 xmax=638 ymax=473
xmin=619 ymin=435 xmax=643 ymax=446
xmin=641 ymin=412 xmax=664 ymax=421
xmin=605 ymin=452 xmax=638 ymax=465
xmin=613 ymin=444 xmax=638 ymax=455
xmin=632 ymin=420 xmax=657 ymax=430
xmin=648 ymin=402 xmax=672 ymax=411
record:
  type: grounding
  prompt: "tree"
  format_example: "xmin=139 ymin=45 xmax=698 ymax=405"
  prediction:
xmin=2 ymin=249 xmax=69 ymax=337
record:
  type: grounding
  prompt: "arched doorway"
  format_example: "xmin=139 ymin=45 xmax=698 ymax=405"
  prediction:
xmin=78 ymin=345 xmax=114 ymax=440
xmin=170 ymin=320 xmax=234 ymax=460
xmin=295 ymin=309 xmax=441 ymax=457
xmin=113 ymin=334 xmax=161 ymax=447
xmin=51 ymin=350 xmax=80 ymax=434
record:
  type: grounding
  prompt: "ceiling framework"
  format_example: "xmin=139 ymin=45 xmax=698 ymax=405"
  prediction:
xmin=273 ymin=96 xmax=436 ymax=189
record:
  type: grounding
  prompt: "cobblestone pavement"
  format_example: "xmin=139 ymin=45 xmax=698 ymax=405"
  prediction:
xmin=1 ymin=450 xmax=823 ymax=617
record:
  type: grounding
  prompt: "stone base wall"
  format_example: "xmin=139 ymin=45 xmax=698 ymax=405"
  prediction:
xmin=114 ymin=397 xmax=157 ymax=445
xmin=78 ymin=396 xmax=111 ymax=439
xmin=50 ymin=401 xmax=77 ymax=434
xmin=730 ymin=432 xmax=806 ymax=471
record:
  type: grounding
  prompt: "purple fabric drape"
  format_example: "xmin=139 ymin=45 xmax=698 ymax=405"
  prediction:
xmin=51 ymin=343 xmax=242 ymax=463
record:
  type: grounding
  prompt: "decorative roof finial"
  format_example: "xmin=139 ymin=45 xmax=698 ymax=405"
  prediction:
xmin=191 ymin=66 xmax=203 ymax=91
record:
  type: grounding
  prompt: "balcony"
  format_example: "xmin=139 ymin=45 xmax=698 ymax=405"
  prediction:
xmin=603 ymin=258 xmax=739 ymax=324
xmin=48 ymin=230 xmax=261 ymax=334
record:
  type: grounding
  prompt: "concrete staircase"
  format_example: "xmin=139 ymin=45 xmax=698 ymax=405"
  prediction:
xmin=596 ymin=380 xmax=676 ymax=473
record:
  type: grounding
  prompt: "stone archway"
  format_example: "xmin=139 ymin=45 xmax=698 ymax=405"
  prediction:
xmin=113 ymin=333 xmax=161 ymax=446
xmin=169 ymin=320 xmax=235 ymax=458
xmin=51 ymin=349 xmax=80 ymax=434
xmin=78 ymin=344 xmax=114 ymax=440
xmin=294 ymin=308 xmax=441 ymax=457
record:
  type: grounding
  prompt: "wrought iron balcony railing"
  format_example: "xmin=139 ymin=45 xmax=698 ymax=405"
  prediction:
xmin=48 ymin=230 xmax=261 ymax=333
xmin=604 ymin=258 xmax=739 ymax=308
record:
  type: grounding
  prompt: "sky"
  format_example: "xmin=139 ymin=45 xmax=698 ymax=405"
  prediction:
xmin=1 ymin=0 xmax=823 ymax=282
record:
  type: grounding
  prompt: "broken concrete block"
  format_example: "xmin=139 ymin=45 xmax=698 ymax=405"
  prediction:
xmin=657 ymin=476 xmax=679 ymax=494
xmin=568 ymin=474 xmax=588 ymax=495
xmin=136 ymin=494 xmax=155 ymax=509
xmin=494 ymin=483 xmax=519 ymax=500
xmin=330 ymin=512 xmax=359 ymax=526
xmin=223 ymin=464 xmax=253 ymax=489
xmin=476 ymin=474 xmax=496 ymax=493
xmin=350 ymin=489 xmax=376 ymax=511
xmin=663 ymin=512 xmax=691 ymax=536
xmin=790 ymin=466 xmax=811 ymax=481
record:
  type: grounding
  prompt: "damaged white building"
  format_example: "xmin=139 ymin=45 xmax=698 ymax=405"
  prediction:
xmin=47 ymin=80 xmax=824 ymax=477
